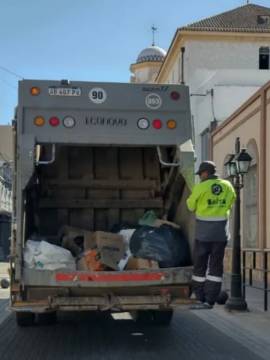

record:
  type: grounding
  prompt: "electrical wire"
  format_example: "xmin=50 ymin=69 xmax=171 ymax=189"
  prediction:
xmin=0 ymin=78 xmax=17 ymax=91
xmin=0 ymin=65 xmax=23 ymax=79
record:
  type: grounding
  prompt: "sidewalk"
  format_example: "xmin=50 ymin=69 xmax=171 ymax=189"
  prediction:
xmin=192 ymin=288 xmax=270 ymax=360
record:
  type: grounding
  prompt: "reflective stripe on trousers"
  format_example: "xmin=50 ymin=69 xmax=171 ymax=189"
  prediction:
xmin=192 ymin=275 xmax=206 ymax=283
xmin=206 ymin=275 xmax=223 ymax=283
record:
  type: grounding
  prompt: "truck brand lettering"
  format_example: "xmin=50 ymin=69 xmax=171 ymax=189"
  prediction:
xmin=85 ymin=116 xmax=127 ymax=127
xmin=142 ymin=86 xmax=169 ymax=92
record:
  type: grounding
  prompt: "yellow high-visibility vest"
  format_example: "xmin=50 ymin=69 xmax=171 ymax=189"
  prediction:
xmin=186 ymin=178 xmax=236 ymax=220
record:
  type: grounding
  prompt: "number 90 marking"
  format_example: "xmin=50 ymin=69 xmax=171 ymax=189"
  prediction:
xmin=89 ymin=88 xmax=107 ymax=104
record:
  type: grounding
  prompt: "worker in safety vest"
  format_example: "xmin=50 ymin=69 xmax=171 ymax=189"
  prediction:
xmin=187 ymin=161 xmax=236 ymax=309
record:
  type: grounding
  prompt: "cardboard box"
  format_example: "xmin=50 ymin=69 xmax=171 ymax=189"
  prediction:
xmin=59 ymin=225 xmax=96 ymax=251
xmin=83 ymin=232 xmax=96 ymax=250
xmin=93 ymin=231 xmax=125 ymax=270
xmin=59 ymin=225 xmax=84 ymax=239
xmin=62 ymin=236 xmax=82 ymax=256
xmin=125 ymin=257 xmax=159 ymax=270
xmin=77 ymin=250 xmax=105 ymax=271
xmin=153 ymin=219 xmax=180 ymax=229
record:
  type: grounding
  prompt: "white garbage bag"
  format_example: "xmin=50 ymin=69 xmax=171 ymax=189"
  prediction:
xmin=24 ymin=240 xmax=76 ymax=271
xmin=24 ymin=240 xmax=41 ymax=269
xmin=118 ymin=229 xmax=135 ymax=271
xmin=119 ymin=229 xmax=136 ymax=246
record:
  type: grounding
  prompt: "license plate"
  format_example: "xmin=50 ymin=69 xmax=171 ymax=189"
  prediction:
xmin=48 ymin=87 xmax=81 ymax=96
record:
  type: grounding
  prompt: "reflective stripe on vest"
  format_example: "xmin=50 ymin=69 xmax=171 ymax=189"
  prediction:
xmin=196 ymin=216 xmax=227 ymax=222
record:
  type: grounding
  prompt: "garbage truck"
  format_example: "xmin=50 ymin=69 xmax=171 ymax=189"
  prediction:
xmin=10 ymin=79 xmax=195 ymax=326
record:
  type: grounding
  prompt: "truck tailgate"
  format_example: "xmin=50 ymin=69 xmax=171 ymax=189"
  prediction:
xmin=23 ymin=267 xmax=193 ymax=288
xmin=10 ymin=267 xmax=194 ymax=312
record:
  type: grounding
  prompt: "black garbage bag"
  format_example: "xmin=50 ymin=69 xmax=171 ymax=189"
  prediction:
xmin=130 ymin=225 xmax=191 ymax=268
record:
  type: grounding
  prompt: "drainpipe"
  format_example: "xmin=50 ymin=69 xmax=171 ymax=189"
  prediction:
xmin=180 ymin=47 xmax=185 ymax=84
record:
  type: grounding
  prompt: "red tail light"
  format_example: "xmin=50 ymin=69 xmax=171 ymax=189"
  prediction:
xmin=170 ymin=91 xmax=180 ymax=100
xmin=49 ymin=117 xmax=60 ymax=127
xmin=152 ymin=119 xmax=162 ymax=129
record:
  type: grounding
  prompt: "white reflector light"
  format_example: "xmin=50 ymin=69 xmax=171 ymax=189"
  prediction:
xmin=63 ymin=116 xmax=75 ymax=128
xmin=137 ymin=118 xmax=149 ymax=130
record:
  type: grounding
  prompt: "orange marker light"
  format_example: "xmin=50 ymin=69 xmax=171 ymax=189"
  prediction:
xmin=34 ymin=116 xmax=45 ymax=127
xmin=30 ymin=87 xmax=40 ymax=96
xmin=167 ymin=120 xmax=177 ymax=129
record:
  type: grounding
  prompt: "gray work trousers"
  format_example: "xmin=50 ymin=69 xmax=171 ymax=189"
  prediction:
xmin=192 ymin=240 xmax=227 ymax=305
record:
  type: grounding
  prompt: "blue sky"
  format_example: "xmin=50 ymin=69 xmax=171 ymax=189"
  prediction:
xmin=0 ymin=0 xmax=269 ymax=124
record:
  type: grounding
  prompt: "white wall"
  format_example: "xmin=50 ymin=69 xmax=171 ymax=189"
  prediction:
xmin=191 ymin=69 xmax=270 ymax=130
xmin=214 ymin=85 xmax=259 ymax=121
xmin=131 ymin=63 xmax=162 ymax=83
xmin=185 ymin=40 xmax=270 ymax=79
xmin=161 ymin=38 xmax=270 ymax=164
xmin=167 ymin=40 xmax=270 ymax=87
xmin=131 ymin=67 xmax=151 ymax=83
xmin=190 ymin=69 xmax=270 ymax=164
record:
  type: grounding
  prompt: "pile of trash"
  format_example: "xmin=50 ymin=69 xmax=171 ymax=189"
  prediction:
xmin=24 ymin=211 xmax=191 ymax=272
xmin=24 ymin=240 xmax=76 ymax=271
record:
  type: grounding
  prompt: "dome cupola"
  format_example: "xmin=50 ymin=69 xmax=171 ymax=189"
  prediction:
xmin=136 ymin=46 xmax=166 ymax=64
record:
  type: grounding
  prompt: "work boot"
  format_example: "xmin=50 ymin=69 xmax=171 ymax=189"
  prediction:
xmin=190 ymin=302 xmax=213 ymax=310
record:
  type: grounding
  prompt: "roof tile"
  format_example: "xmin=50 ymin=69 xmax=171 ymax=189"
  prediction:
xmin=181 ymin=4 xmax=270 ymax=33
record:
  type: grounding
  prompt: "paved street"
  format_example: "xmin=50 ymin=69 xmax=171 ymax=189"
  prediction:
xmin=0 ymin=262 xmax=269 ymax=360
xmin=0 ymin=308 xmax=266 ymax=360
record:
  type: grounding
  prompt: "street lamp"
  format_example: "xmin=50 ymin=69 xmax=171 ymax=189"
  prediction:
xmin=235 ymin=149 xmax=252 ymax=174
xmin=225 ymin=138 xmax=252 ymax=311
xmin=224 ymin=154 xmax=237 ymax=178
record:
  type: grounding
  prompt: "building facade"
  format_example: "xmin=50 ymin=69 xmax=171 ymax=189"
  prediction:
xmin=153 ymin=4 xmax=270 ymax=166
xmin=0 ymin=125 xmax=12 ymax=259
xmin=211 ymin=80 xmax=270 ymax=290
xmin=129 ymin=3 xmax=270 ymax=304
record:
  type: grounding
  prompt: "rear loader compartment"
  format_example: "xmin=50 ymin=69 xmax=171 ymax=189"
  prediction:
xmin=25 ymin=145 xmax=191 ymax=242
xmin=11 ymin=144 xmax=194 ymax=311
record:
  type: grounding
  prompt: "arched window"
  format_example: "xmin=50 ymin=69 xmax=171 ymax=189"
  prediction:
xmin=243 ymin=140 xmax=258 ymax=248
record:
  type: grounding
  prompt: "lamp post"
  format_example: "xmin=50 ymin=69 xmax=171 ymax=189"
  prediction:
xmin=224 ymin=137 xmax=252 ymax=311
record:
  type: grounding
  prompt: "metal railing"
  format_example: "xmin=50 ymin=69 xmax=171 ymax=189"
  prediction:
xmin=242 ymin=249 xmax=270 ymax=311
